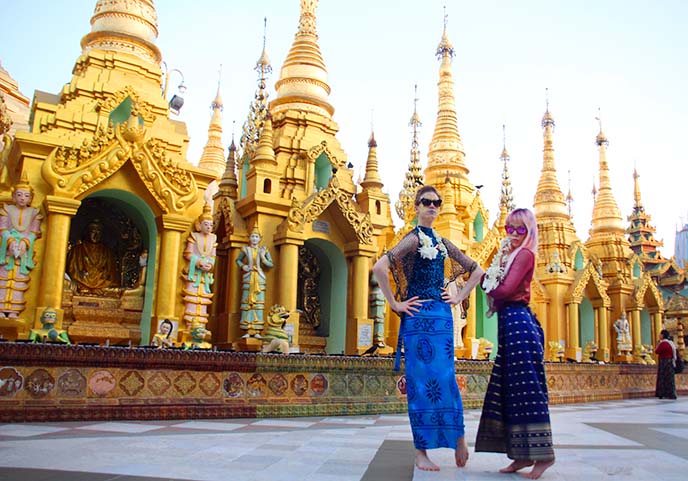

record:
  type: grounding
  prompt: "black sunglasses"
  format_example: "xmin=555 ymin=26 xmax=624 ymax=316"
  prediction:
xmin=418 ymin=198 xmax=442 ymax=208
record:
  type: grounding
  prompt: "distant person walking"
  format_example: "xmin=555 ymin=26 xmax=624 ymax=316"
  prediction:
xmin=655 ymin=329 xmax=677 ymax=400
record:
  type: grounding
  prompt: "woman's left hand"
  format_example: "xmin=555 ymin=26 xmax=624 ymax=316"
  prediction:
xmin=441 ymin=286 xmax=463 ymax=305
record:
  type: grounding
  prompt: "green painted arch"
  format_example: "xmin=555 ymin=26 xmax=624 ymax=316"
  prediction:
xmin=640 ymin=308 xmax=652 ymax=344
xmin=314 ymin=152 xmax=332 ymax=191
xmin=80 ymin=189 xmax=158 ymax=345
xmin=239 ymin=154 xmax=250 ymax=199
xmin=578 ymin=297 xmax=595 ymax=348
xmin=108 ymin=97 xmax=143 ymax=127
xmin=633 ymin=261 xmax=641 ymax=278
xmin=304 ymin=238 xmax=347 ymax=354
xmin=473 ymin=212 xmax=485 ymax=242
xmin=574 ymin=249 xmax=584 ymax=271
xmin=475 ymin=286 xmax=497 ymax=359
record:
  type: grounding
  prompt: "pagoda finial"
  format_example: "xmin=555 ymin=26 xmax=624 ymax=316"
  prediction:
xmin=566 ymin=169 xmax=574 ymax=220
xmin=396 ymin=87 xmax=425 ymax=220
xmin=633 ymin=167 xmax=644 ymax=212
xmin=534 ymin=95 xmax=567 ymax=217
xmin=595 ymin=107 xmax=608 ymax=146
xmin=198 ymin=68 xmax=226 ymax=179
xmin=499 ymin=124 xmax=515 ymax=212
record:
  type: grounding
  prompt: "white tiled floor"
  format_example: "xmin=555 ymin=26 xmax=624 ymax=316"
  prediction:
xmin=0 ymin=397 xmax=686 ymax=480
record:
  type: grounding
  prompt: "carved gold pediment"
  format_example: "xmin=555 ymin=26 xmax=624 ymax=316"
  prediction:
xmin=214 ymin=197 xmax=235 ymax=238
xmin=307 ymin=141 xmax=345 ymax=170
xmin=42 ymin=111 xmax=197 ymax=213
xmin=96 ymin=86 xmax=155 ymax=123
xmin=568 ymin=260 xmax=610 ymax=305
xmin=631 ymin=272 xmax=664 ymax=309
xmin=468 ymin=228 xmax=500 ymax=266
xmin=286 ymin=175 xmax=373 ymax=245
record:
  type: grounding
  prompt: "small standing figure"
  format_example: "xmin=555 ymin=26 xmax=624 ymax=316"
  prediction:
xmin=182 ymin=204 xmax=217 ymax=327
xmin=614 ymin=312 xmax=632 ymax=353
xmin=369 ymin=272 xmax=387 ymax=349
xmin=28 ymin=308 xmax=70 ymax=344
xmin=0 ymin=172 xmax=43 ymax=319
xmin=152 ymin=319 xmax=175 ymax=348
xmin=236 ymin=225 xmax=274 ymax=338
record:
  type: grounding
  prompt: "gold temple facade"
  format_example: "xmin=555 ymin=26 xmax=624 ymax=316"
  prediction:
xmin=1 ymin=0 xmax=685 ymax=365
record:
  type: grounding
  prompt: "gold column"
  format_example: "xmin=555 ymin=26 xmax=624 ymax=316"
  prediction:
xmin=631 ymin=309 xmax=643 ymax=363
xmin=348 ymin=253 xmax=371 ymax=354
xmin=566 ymin=302 xmax=581 ymax=361
xmin=37 ymin=196 xmax=81 ymax=326
xmin=156 ymin=214 xmax=192 ymax=322
xmin=596 ymin=306 xmax=609 ymax=362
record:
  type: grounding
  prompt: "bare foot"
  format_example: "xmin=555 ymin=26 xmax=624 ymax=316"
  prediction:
xmin=521 ymin=459 xmax=555 ymax=479
xmin=455 ymin=436 xmax=469 ymax=467
xmin=415 ymin=450 xmax=440 ymax=471
xmin=499 ymin=460 xmax=534 ymax=473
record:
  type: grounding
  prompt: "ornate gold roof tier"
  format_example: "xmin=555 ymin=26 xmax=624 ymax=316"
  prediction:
xmin=81 ymin=0 xmax=161 ymax=65
xmin=271 ymin=0 xmax=334 ymax=118
xmin=627 ymin=168 xmax=665 ymax=269
xmin=0 ymin=62 xmax=30 ymax=135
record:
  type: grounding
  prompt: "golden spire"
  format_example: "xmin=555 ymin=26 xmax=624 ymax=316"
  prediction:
xmin=590 ymin=113 xmax=624 ymax=234
xmin=272 ymin=0 xmax=334 ymax=118
xmin=395 ymin=85 xmax=425 ymax=220
xmin=425 ymin=10 xmax=467 ymax=178
xmin=361 ymin=131 xmax=383 ymax=191
xmin=240 ymin=18 xmax=272 ymax=157
xmin=632 ymin=167 xmax=643 ymax=212
xmin=218 ymin=126 xmax=239 ymax=199
xmin=253 ymin=115 xmax=276 ymax=167
xmin=81 ymin=0 xmax=161 ymax=64
xmin=499 ymin=125 xmax=515 ymax=213
xmin=566 ymin=169 xmax=574 ymax=220
xmin=533 ymin=93 xmax=568 ymax=218
xmin=198 ymin=67 xmax=226 ymax=179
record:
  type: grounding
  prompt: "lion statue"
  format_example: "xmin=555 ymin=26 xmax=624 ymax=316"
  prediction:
xmin=548 ymin=341 xmax=564 ymax=362
xmin=475 ymin=338 xmax=493 ymax=360
xmin=262 ymin=304 xmax=291 ymax=354
xmin=582 ymin=340 xmax=598 ymax=363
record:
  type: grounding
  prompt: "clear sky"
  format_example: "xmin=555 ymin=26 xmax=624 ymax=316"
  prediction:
xmin=2 ymin=0 xmax=687 ymax=256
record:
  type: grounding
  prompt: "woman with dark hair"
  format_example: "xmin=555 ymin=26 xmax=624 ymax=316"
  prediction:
xmin=655 ymin=329 xmax=677 ymax=399
xmin=373 ymin=185 xmax=484 ymax=471
xmin=475 ymin=208 xmax=555 ymax=479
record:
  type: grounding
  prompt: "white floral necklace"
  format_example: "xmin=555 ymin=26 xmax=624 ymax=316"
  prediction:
xmin=417 ymin=226 xmax=447 ymax=260
xmin=482 ymin=238 xmax=513 ymax=293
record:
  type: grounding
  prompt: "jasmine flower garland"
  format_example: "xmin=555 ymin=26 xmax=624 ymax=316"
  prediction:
xmin=417 ymin=227 xmax=448 ymax=260
xmin=481 ymin=237 xmax=512 ymax=293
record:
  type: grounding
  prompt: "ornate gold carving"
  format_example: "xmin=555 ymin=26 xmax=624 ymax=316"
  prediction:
xmin=97 ymin=86 xmax=155 ymax=123
xmin=214 ymin=197 xmax=235 ymax=238
xmin=0 ymin=93 xmax=12 ymax=136
xmin=631 ymin=272 xmax=664 ymax=309
xmin=569 ymin=261 xmax=610 ymax=304
xmin=43 ymin=109 xmax=197 ymax=213
xmin=307 ymin=141 xmax=345 ymax=170
xmin=286 ymin=176 xmax=373 ymax=245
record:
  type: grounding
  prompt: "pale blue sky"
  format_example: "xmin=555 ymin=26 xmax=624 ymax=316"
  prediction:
xmin=2 ymin=0 xmax=687 ymax=255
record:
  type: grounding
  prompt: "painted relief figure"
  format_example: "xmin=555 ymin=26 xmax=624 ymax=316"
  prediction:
xmin=236 ymin=225 xmax=273 ymax=337
xmin=0 ymin=173 xmax=42 ymax=319
xmin=182 ymin=204 xmax=217 ymax=326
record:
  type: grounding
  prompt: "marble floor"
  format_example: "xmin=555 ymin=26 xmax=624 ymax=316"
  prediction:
xmin=0 ymin=397 xmax=686 ymax=481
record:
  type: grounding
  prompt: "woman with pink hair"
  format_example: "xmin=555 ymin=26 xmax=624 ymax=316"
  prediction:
xmin=475 ymin=208 xmax=555 ymax=479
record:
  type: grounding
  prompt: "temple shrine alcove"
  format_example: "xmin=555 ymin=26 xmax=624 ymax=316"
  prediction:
xmin=62 ymin=193 xmax=157 ymax=345
xmin=296 ymin=239 xmax=347 ymax=354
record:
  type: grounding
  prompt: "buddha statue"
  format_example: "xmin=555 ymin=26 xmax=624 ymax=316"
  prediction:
xmin=65 ymin=219 xmax=119 ymax=293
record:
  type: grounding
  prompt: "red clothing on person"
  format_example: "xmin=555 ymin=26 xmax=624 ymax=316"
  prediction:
xmin=488 ymin=249 xmax=535 ymax=311
xmin=655 ymin=339 xmax=675 ymax=359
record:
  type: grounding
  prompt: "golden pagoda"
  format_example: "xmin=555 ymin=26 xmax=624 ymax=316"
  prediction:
xmin=0 ymin=0 xmax=214 ymax=342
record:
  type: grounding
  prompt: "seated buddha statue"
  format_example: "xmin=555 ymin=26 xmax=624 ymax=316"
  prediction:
xmin=66 ymin=220 xmax=119 ymax=294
